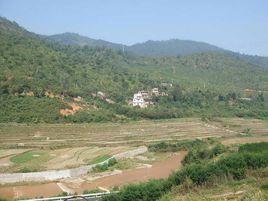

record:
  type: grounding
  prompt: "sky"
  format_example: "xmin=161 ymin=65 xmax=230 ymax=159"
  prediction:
xmin=0 ymin=0 xmax=268 ymax=56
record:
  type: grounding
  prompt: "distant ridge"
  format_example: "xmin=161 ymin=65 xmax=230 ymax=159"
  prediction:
xmin=45 ymin=33 xmax=224 ymax=56
xmin=45 ymin=32 xmax=268 ymax=68
xmin=44 ymin=32 xmax=122 ymax=49
xmin=127 ymin=39 xmax=224 ymax=56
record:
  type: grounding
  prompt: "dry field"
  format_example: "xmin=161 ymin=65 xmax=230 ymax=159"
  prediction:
xmin=0 ymin=146 xmax=131 ymax=173
xmin=0 ymin=118 xmax=267 ymax=173
xmin=0 ymin=118 xmax=251 ymax=149
xmin=0 ymin=118 xmax=267 ymax=199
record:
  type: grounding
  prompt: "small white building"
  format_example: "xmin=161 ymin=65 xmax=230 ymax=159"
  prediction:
xmin=133 ymin=92 xmax=146 ymax=108
xmin=152 ymin=88 xmax=159 ymax=96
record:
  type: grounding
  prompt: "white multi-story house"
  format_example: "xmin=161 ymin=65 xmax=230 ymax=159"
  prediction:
xmin=132 ymin=92 xmax=146 ymax=108
xmin=131 ymin=87 xmax=168 ymax=108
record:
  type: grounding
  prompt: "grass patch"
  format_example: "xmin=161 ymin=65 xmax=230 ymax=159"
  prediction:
xmin=239 ymin=142 xmax=268 ymax=153
xmin=16 ymin=167 xmax=38 ymax=173
xmin=261 ymin=184 xmax=268 ymax=190
xmin=90 ymin=154 xmax=112 ymax=164
xmin=83 ymin=189 xmax=104 ymax=194
xmin=10 ymin=151 xmax=47 ymax=164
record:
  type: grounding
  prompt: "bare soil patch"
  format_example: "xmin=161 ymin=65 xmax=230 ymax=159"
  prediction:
xmin=0 ymin=183 xmax=62 ymax=200
xmin=222 ymin=137 xmax=268 ymax=145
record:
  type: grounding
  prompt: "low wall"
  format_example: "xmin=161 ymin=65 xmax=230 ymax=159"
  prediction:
xmin=0 ymin=146 xmax=147 ymax=184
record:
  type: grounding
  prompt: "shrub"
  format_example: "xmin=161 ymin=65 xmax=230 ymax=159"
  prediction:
xmin=182 ymin=143 xmax=227 ymax=165
xmin=93 ymin=158 xmax=117 ymax=172
xmin=239 ymin=142 xmax=268 ymax=153
xmin=108 ymin=158 xmax=117 ymax=166
xmin=83 ymin=189 xmax=103 ymax=194
xmin=148 ymin=139 xmax=206 ymax=152
xmin=171 ymin=148 xmax=268 ymax=185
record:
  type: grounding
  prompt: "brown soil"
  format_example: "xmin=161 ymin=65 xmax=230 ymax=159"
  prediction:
xmin=0 ymin=183 xmax=62 ymax=200
xmin=221 ymin=137 xmax=268 ymax=145
xmin=0 ymin=156 xmax=13 ymax=167
xmin=60 ymin=103 xmax=82 ymax=116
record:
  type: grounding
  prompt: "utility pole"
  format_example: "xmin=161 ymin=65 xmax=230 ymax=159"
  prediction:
xmin=122 ymin=45 xmax=125 ymax=55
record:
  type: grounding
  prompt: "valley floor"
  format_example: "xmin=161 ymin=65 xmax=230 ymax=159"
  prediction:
xmin=0 ymin=118 xmax=267 ymax=200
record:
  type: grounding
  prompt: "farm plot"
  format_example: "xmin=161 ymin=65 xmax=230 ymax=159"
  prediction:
xmin=0 ymin=118 xmax=232 ymax=149
xmin=0 ymin=146 xmax=131 ymax=173
xmin=0 ymin=118 xmax=267 ymax=173
xmin=44 ymin=146 xmax=131 ymax=170
xmin=210 ymin=118 xmax=268 ymax=136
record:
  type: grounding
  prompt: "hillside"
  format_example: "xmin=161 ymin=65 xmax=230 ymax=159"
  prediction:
xmin=127 ymin=39 xmax=224 ymax=56
xmin=0 ymin=16 xmax=268 ymax=123
xmin=45 ymin=32 xmax=122 ymax=49
xmin=237 ymin=54 xmax=268 ymax=69
xmin=46 ymin=33 xmax=224 ymax=56
xmin=46 ymin=32 xmax=268 ymax=69
xmin=128 ymin=52 xmax=268 ymax=91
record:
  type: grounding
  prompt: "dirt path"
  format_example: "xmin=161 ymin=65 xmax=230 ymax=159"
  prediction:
xmin=221 ymin=137 xmax=268 ymax=145
xmin=0 ymin=151 xmax=187 ymax=199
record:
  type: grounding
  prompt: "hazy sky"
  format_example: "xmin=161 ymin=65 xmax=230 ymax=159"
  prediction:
xmin=0 ymin=0 xmax=268 ymax=56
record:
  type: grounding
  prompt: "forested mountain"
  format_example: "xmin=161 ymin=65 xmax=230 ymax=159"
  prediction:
xmin=0 ymin=16 xmax=267 ymax=123
xmin=46 ymin=33 xmax=224 ymax=56
xmin=127 ymin=39 xmax=224 ymax=56
xmin=46 ymin=32 xmax=268 ymax=69
xmin=45 ymin=32 xmax=122 ymax=50
xmin=237 ymin=54 xmax=268 ymax=69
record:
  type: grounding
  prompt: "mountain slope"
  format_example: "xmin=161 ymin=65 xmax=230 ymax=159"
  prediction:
xmin=46 ymin=33 xmax=224 ymax=56
xmin=45 ymin=32 xmax=122 ymax=49
xmin=127 ymin=39 xmax=224 ymax=56
xmin=46 ymin=32 xmax=268 ymax=69
xmin=237 ymin=54 xmax=268 ymax=69
xmin=0 ymin=16 xmax=267 ymax=123
xmin=127 ymin=52 xmax=268 ymax=91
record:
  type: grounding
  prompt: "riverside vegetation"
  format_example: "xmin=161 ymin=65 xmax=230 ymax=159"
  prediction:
xmin=101 ymin=141 xmax=268 ymax=201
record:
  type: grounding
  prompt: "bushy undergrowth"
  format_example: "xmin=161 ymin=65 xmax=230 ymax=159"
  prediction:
xmin=102 ymin=179 xmax=172 ymax=201
xmin=83 ymin=189 xmax=104 ymax=194
xmin=102 ymin=142 xmax=268 ymax=201
xmin=182 ymin=143 xmax=227 ymax=165
xmin=148 ymin=139 xmax=206 ymax=152
xmin=172 ymin=151 xmax=268 ymax=185
xmin=93 ymin=158 xmax=117 ymax=172
xmin=239 ymin=142 xmax=268 ymax=153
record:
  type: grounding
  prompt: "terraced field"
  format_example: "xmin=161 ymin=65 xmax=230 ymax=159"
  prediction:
xmin=0 ymin=118 xmax=267 ymax=200
xmin=0 ymin=146 xmax=131 ymax=173
xmin=0 ymin=118 xmax=267 ymax=173
xmin=0 ymin=118 xmax=238 ymax=149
